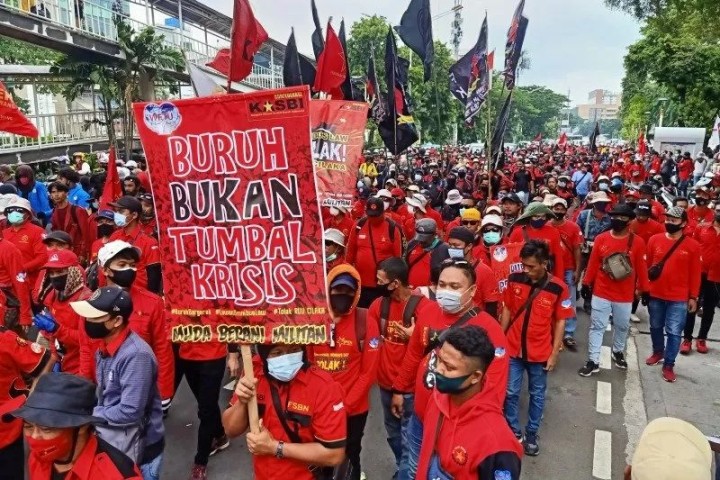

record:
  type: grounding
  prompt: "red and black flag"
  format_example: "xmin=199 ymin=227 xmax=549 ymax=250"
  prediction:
xmin=503 ymin=0 xmax=529 ymax=90
xmin=283 ymin=28 xmax=317 ymax=89
xmin=0 ymin=82 xmax=38 ymax=137
xmin=394 ymin=0 xmax=434 ymax=82
xmin=313 ymin=21 xmax=347 ymax=98
xmin=223 ymin=0 xmax=268 ymax=82
xmin=464 ymin=15 xmax=490 ymax=125
xmin=491 ymin=92 xmax=514 ymax=169
xmin=338 ymin=19 xmax=360 ymax=101
xmin=590 ymin=122 xmax=601 ymax=153
xmin=366 ymin=51 xmax=386 ymax=123
xmin=310 ymin=0 xmax=325 ymax=60
xmin=378 ymin=28 xmax=419 ymax=154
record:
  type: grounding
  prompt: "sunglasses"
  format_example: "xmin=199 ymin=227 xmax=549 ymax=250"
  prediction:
xmin=462 ymin=220 xmax=479 ymax=226
xmin=483 ymin=228 xmax=502 ymax=233
xmin=441 ymin=258 xmax=471 ymax=267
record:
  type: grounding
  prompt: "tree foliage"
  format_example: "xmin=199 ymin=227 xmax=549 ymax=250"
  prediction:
xmin=0 ymin=38 xmax=61 ymax=65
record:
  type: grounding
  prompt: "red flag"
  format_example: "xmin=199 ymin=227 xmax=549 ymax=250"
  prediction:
xmin=0 ymin=82 xmax=38 ymax=138
xmin=533 ymin=133 xmax=542 ymax=142
xmin=211 ymin=0 xmax=268 ymax=82
xmin=638 ymin=131 xmax=647 ymax=155
xmin=557 ymin=132 xmax=568 ymax=146
xmin=313 ymin=22 xmax=347 ymax=98
xmin=99 ymin=147 xmax=122 ymax=209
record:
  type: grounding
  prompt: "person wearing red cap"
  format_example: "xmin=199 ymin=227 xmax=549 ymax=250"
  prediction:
xmin=686 ymin=188 xmax=714 ymax=236
xmin=49 ymin=181 xmax=90 ymax=264
xmin=32 ymin=249 xmax=91 ymax=374
xmin=389 ymin=187 xmax=411 ymax=222
xmin=346 ymin=197 xmax=403 ymax=308
xmin=0 ymin=236 xmax=32 ymax=335
xmin=2 ymin=196 xmax=48 ymax=290
xmin=108 ymin=196 xmax=162 ymax=294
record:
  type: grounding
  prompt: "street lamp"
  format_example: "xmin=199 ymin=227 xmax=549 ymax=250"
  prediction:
xmin=657 ymin=97 xmax=669 ymax=127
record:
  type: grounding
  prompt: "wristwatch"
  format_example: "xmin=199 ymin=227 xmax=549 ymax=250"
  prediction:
xmin=275 ymin=441 xmax=285 ymax=459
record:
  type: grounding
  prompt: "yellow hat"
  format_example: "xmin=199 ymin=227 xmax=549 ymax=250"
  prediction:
xmin=631 ymin=417 xmax=712 ymax=480
xmin=461 ymin=208 xmax=481 ymax=221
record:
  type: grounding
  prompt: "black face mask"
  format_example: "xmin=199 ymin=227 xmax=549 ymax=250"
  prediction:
xmin=330 ymin=294 xmax=354 ymax=315
xmin=610 ymin=218 xmax=629 ymax=232
xmin=84 ymin=319 xmax=113 ymax=339
xmin=377 ymin=282 xmax=394 ymax=298
xmin=446 ymin=178 xmax=456 ymax=187
xmin=665 ymin=223 xmax=683 ymax=234
xmin=50 ymin=274 xmax=68 ymax=292
xmin=109 ymin=268 xmax=137 ymax=288
xmin=626 ymin=202 xmax=638 ymax=211
xmin=97 ymin=224 xmax=115 ymax=238
xmin=554 ymin=212 xmax=565 ymax=221
xmin=715 ymin=213 xmax=720 ymax=223
xmin=696 ymin=199 xmax=708 ymax=207
xmin=458 ymin=172 xmax=466 ymax=179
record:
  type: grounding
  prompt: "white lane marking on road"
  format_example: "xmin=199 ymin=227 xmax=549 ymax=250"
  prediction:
xmin=624 ymin=337 xmax=648 ymax=463
xmin=593 ymin=430 xmax=612 ymax=479
xmin=596 ymin=381 xmax=612 ymax=414
xmin=600 ymin=346 xmax=612 ymax=369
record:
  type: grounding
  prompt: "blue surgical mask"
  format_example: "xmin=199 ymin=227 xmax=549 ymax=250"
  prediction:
xmin=483 ymin=231 xmax=501 ymax=245
xmin=530 ymin=218 xmax=547 ymax=229
xmin=113 ymin=212 xmax=128 ymax=227
xmin=7 ymin=211 xmax=24 ymax=225
xmin=326 ymin=253 xmax=338 ymax=263
xmin=267 ymin=351 xmax=304 ymax=383
xmin=459 ymin=208 xmax=466 ymax=218
xmin=598 ymin=183 xmax=610 ymax=191
xmin=448 ymin=248 xmax=465 ymax=260
xmin=436 ymin=289 xmax=467 ymax=314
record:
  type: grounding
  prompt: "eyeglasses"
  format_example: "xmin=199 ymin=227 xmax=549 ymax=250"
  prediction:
xmin=462 ymin=220 xmax=479 ymax=226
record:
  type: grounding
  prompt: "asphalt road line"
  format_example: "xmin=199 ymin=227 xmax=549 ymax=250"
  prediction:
xmin=600 ymin=345 xmax=612 ymax=369
xmin=596 ymin=381 xmax=612 ymax=414
xmin=593 ymin=430 xmax=612 ymax=479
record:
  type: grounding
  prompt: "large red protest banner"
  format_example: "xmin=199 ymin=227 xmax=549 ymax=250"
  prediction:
xmin=133 ymin=86 xmax=328 ymax=344
xmin=310 ymin=100 xmax=368 ymax=208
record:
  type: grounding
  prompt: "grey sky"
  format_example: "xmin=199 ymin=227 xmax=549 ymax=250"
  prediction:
xmin=205 ymin=0 xmax=640 ymax=106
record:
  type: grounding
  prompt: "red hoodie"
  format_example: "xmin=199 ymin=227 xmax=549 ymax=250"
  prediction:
xmin=416 ymin=390 xmax=522 ymax=480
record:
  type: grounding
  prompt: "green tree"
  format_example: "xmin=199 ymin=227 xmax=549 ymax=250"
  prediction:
xmin=0 ymin=38 xmax=61 ymax=65
xmin=346 ymin=15 xmax=389 ymax=80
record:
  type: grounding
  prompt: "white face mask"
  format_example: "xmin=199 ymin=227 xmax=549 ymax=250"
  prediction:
xmin=383 ymin=201 xmax=391 ymax=210
xmin=408 ymin=205 xmax=415 ymax=214
xmin=329 ymin=207 xmax=340 ymax=216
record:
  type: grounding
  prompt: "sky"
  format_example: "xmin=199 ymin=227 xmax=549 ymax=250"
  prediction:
xmin=204 ymin=0 xmax=641 ymax=106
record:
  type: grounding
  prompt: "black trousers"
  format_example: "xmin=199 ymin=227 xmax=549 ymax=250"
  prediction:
xmin=685 ymin=277 xmax=720 ymax=341
xmin=173 ymin=346 xmax=226 ymax=466
xmin=0 ymin=436 xmax=23 ymax=480
xmin=323 ymin=412 xmax=369 ymax=480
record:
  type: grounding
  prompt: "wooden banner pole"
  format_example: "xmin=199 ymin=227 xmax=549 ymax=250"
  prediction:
xmin=240 ymin=344 xmax=260 ymax=434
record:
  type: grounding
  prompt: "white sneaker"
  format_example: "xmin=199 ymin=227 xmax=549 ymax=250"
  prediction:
xmin=630 ymin=313 xmax=641 ymax=323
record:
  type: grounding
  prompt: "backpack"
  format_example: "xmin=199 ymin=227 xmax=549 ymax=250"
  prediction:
xmin=354 ymin=307 xmax=368 ymax=352
xmin=378 ymin=295 xmax=423 ymax=337
xmin=403 ymin=240 xmax=450 ymax=273
xmin=356 ymin=216 xmax=407 ymax=256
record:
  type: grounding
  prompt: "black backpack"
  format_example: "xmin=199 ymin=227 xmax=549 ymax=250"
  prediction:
xmin=378 ymin=295 xmax=423 ymax=337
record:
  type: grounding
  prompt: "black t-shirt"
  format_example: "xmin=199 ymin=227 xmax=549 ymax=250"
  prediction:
xmin=513 ymin=171 xmax=532 ymax=192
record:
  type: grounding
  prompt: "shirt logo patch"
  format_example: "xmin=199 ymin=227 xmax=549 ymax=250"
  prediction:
xmin=30 ymin=342 xmax=43 ymax=354
xmin=16 ymin=337 xmax=27 ymax=346
xmin=494 ymin=470 xmax=512 ymax=480
xmin=49 ymin=253 xmax=59 ymax=262
xmin=452 ymin=446 xmax=468 ymax=465
xmin=561 ymin=299 xmax=573 ymax=308
xmin=15 ymin=272 xmax=26 ymax=283
xmin=368 ymin=337 xmax=380 ymax=349
xmin=493 ymin=246 xmax=508 ymax=262
xmin=495 ymin=347 xmax=506 ymax=358
xmin=332 ymin=402 xmax=344 ymax=412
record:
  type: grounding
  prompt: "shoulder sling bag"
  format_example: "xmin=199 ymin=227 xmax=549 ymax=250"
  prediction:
xmin=648 ymin=236 xmax=686 ymax=281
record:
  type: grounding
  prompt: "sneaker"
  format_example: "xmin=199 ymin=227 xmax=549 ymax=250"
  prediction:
xmin=662 ymin=365 xmax=676 ymax=383
xmin=209 ymin=434 xmax=230 ymax=456
xmin=629 ymin=313 xmax=641 ymax=323
xmin=578 ymin=361 xmax=600 ymax=377
xmin=189 ymin=465 xmax=207 ymax=480
xmin=696 ymin=339 xmax=709 ymax=354
xmin=613 ymin=351 xmax=628 ymax=370
xmin=513 ymin=431 xmax=524 ymax=443
xmin=680 ymin=340 xmax=692 ymax=355
xmin=645 ymin=351 xmax=664 ymax=366
xmin=563 ymin=336 xmax=577 ymax=352
xmin=524 ymin=432 xmax=540 ymax=456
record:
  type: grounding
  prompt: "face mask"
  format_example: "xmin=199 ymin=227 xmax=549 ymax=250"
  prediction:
xmin=7 ymin=211 xmax=24 ymax=225
xmin=665 ymin=223 xmax=683 ymax=234
xmin=594 ymin=203 xmax=608 ymax=213
xmin=84 ymin=318 xmax=114 ymax=339
xmin=434 ymin=371 xmax=473 ymax=394
xmin=436 ymin=289 xmax=467 ymax=314
xmin=483 ymin=231 xmax=501 ymax=245
xmin=18 ymin=177 xmax=30 ymax=186
xmin=97 ymin=224 xmax=115 ymax=238
xmin=715 ymin=213 xmax=720 ymax=223
xmin=696 ymin=199 xmax=708 ymax=207
xmin=407 ymin=205 xmax=416 ymax=215
xmin=113 ymin=212 xmax=128 ymax=227
xmin=554 ymin=212 xmax=565 ymax=221
xmin=383 ymin=201 xmax=391 ymax=210
xmin=448 ymin=248 xmax=465 ymax=260
xmin=458 ymin=172 xmax=466 ymax=178
xmin=558 ymin=181 xmax=567 ymax=188
xmin=50 ymin=274 xmax=68 ymax=292
xmin=25 ymin=430 xmax=76 ymax=465
xmin=414 ymin=174 xmax=422 ymax=182
xmin=267 ymin=351 xmax=304 ymax=383
xmin=326 ymin=253 xmax=338 ymax=263
xmin=530 ymin=219 xmax=547 ymax=229
xmin=610 ymin=218 xmax=629 ymax=232
xmin=626 ymin=202 xmax=638 ymax=211
xmin=377 ymin=282 xmax=395 ymax=297
xmin=330 ymin=294 xmax=354 ymax=315
xmin=598 ymin=183 xmax=610 ymax=191
xmin=329 ymin=207 xmax=340 ymax=216
xmin=109 ymin=267 xmax=137 ymax=288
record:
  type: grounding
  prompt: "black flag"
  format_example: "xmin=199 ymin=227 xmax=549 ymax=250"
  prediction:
xmin=338 ymin=19 xmax=355 ymax=101
xmin=464 ymin=15 xmax=490 ymax=125
xmin=590 ymin=122 xmax=601 ymax=153
xmin=378 ymin=28 xmax=419 ymax=154
xmin=394 ymin=0 xmax=434 ymax=82
xmin=491 ymin=92 xmax=514 ymax=168
xmin=310 ymin=0 xmax=324 ymax=60
xmin=503 ymin=0 xmax=529 ymax=90
xmin=366 ymin=52 xmax=386 ymax=123
xmin=283 ymin=29 xmax=317 ymax=88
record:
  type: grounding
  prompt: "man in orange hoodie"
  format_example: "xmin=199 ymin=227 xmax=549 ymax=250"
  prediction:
xmin=308 ymin=265 xmax=379 ymax=480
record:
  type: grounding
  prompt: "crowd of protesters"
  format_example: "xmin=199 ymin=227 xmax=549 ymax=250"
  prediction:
xmin=0 ymin=143 xmax=718 ymax=480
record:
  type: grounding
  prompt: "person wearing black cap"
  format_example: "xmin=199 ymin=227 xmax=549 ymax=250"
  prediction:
xmin=4 ymin=372 xmax=142 ymax=480
xmin=108 ymin=196 xmax=162 ymax=294
xmin=0 ymin=325 xmax=54 ymax=480
xmin=49 ymin=181 xmax=90 ymax=264
xmin=405 ymin=218 xmax=451 ymax=288
xmin=223 ymin=343 xmax=347 ymax=480
xmin=309 ymin=264 xmax=380 ymax=480
xmin=70 ymin=287 xmax=165 ymax=479
xmin=579 ymin=203 xmax=650 ymax=377
xmin=638 ymin=183 xmax=666 ymax=222
xmin=346 ymin=197 xmax=403 ymax=308
xmin=500 ymin=193 xmax=524 ymax=234
xmin=137 ymin=193 xmax=157 ymax=239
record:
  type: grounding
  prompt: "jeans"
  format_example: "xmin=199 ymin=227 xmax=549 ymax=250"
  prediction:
xmin=588 ymin=295 xmax=631 ymax=364
xmin=140 ymin=452 xmax=163 ymax=480
xmin=684 ymin=276 xmax=719 ymax=340
xmin=678 ymin=179 xmax=689 ymax=197
xmin=563 ymin=270 xmax=577 ymax=337
xmin=504 ymin=357 xmax=548 ymax=435
xmin=648 ymin=298 xmax=688 ymax=367
xmin=379 ymin=388 xmax=414 ymax=472
xmin=173 ymin=349 xmax=226 ymax=466
xmin=0 ymin=435 xmax=23 ymax=480
xmin=397 ymin=412 xmax=423 ymax=480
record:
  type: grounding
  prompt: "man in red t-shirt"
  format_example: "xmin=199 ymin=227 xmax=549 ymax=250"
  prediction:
xmin=685 ymin=188 xmax=714 ymax=236
xmin=628 ymin=200 xmax=664 ymax=323
xmin=508 ymin=202 xmax=565 ymax=278
xmin=404 ymin=219 xmax=451 ymax=288
xmin=49 ymin=181 xmax=90 ymax=264
xmin=677 ymin=153 xmax=694 ymax=196
xmin=644 ymin=207 xmax=701 ymax=382
xmin=501 ymin=240 xmax=573 ymax=456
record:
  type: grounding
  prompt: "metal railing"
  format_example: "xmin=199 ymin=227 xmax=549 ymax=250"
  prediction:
xmin=0 ymin=110 xmax=111 ymax=151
